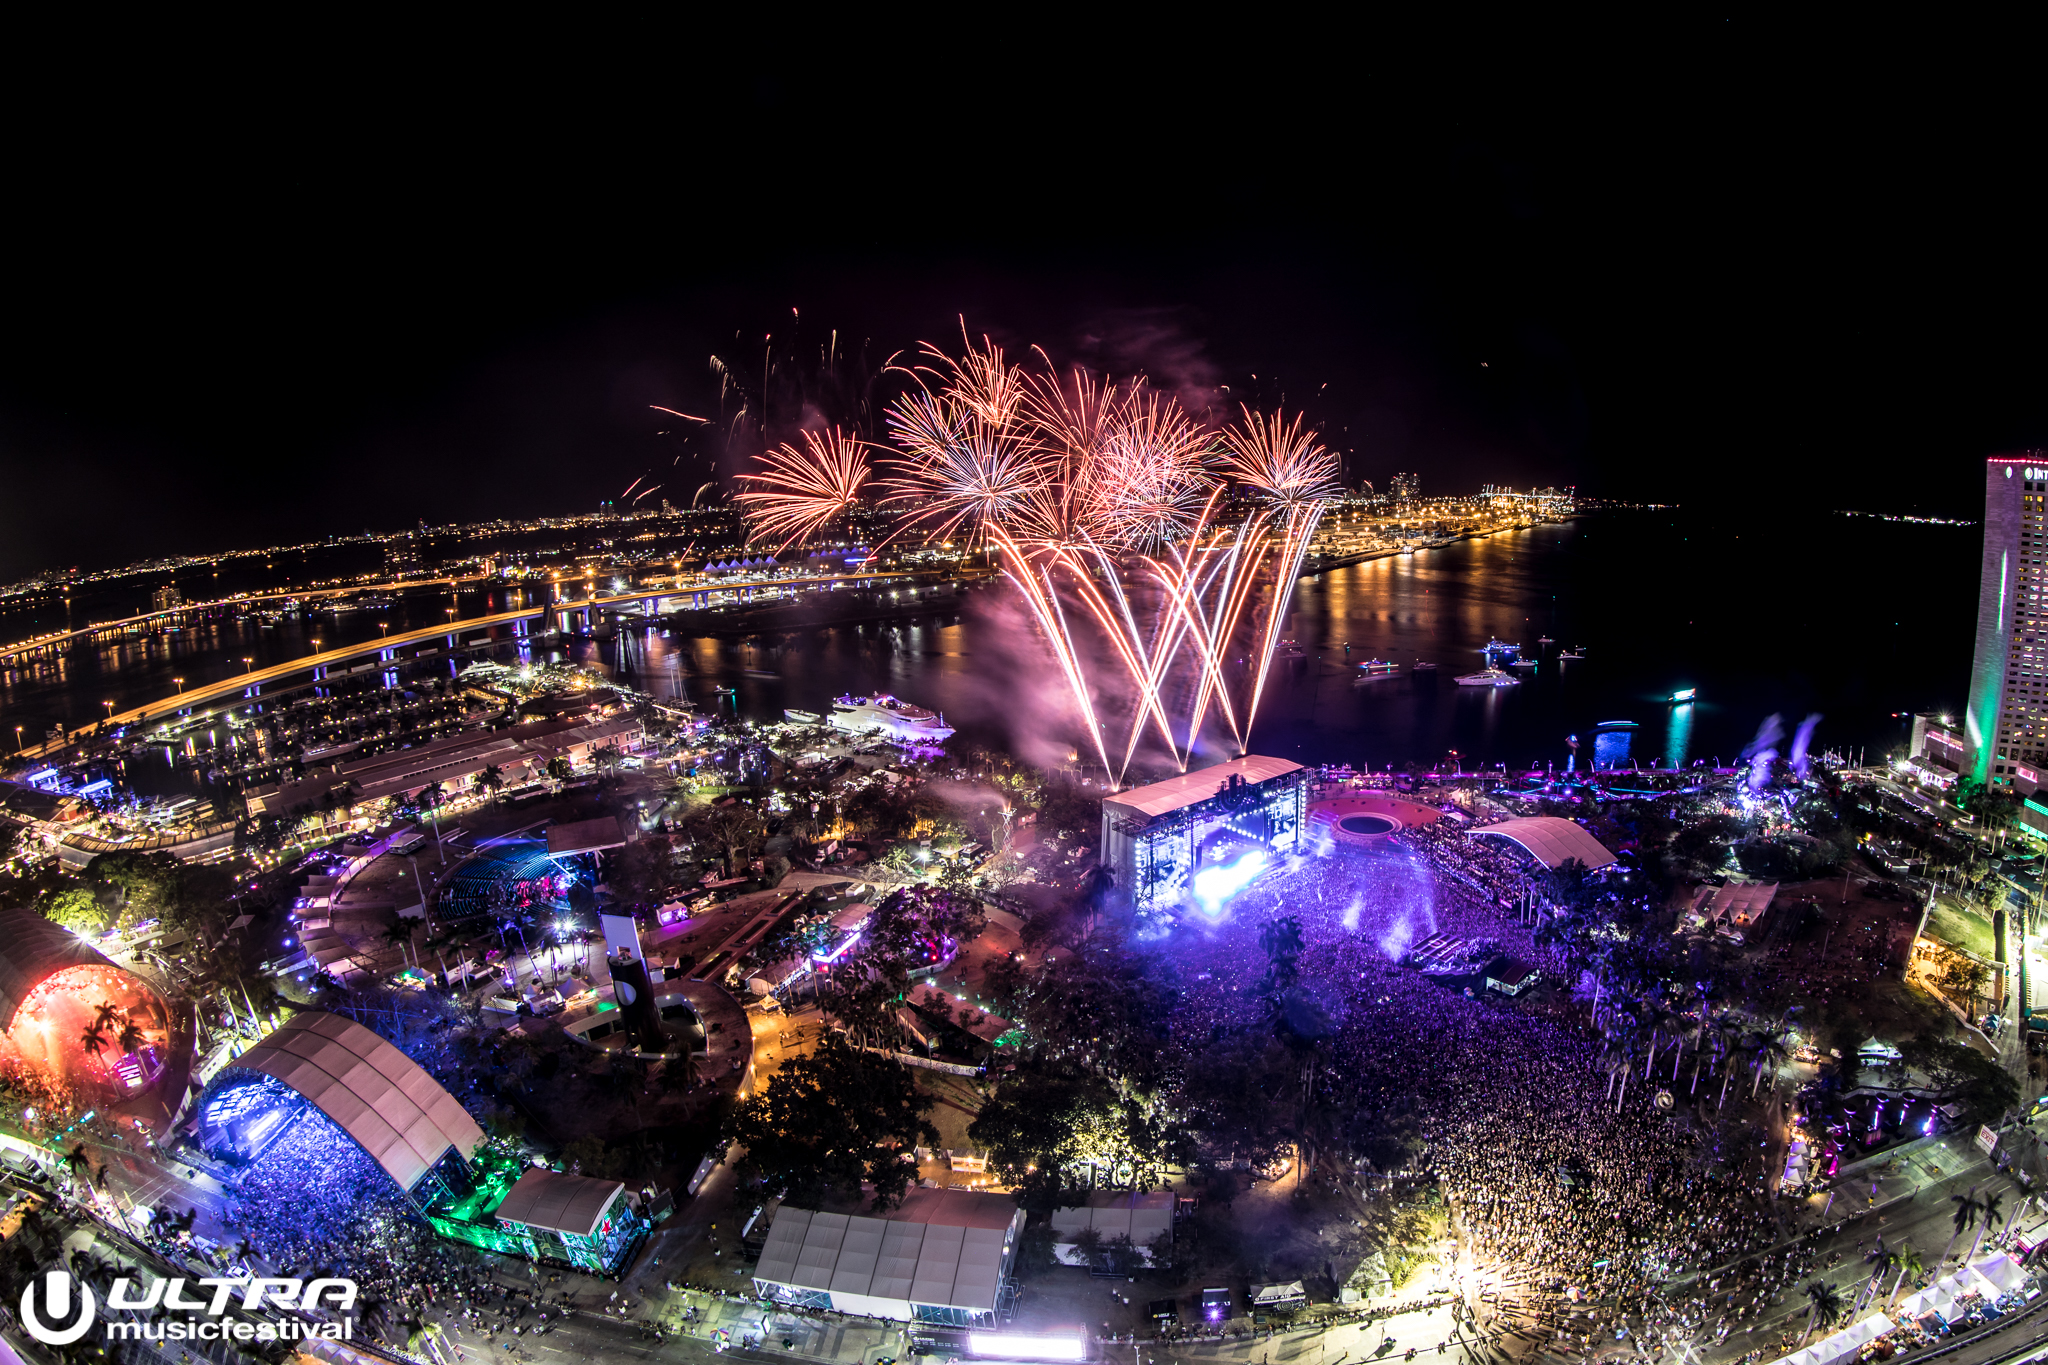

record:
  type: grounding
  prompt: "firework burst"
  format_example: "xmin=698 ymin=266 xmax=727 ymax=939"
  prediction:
xmin=732 ymin=426 xmax=873 ymax=553
xmin=730 ymin=332 xmax=1344 ymax=788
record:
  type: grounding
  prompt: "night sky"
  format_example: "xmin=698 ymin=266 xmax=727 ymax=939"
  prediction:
xmin=3 ymin=28 xmax=2042 ymax=582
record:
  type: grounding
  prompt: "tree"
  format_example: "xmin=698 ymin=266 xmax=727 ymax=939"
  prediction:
xmin=1801 ymin=1280 xmax=1843 ymax=1344
xmin=970 ymin=1058 xmax=1183 ymax=1214
xmin=725 ymin=1034 xmax=938 ymax=1209
xmin=1258 ymin=916 xmax=1305 ymax=993
xmin=40 ymin=887 xmax=104 ymax=936
xmin=477 ymin=764 xmax=506 ymax=799
xmin=1969 ymin=1189 xmax=2007 ymax=1263
xmin=1889 ymin=1248 xmax=1924 ymax=1304
xmin=1941 ymin=1186 xmax=1984 ymax=1266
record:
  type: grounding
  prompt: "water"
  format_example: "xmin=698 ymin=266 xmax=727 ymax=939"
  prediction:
xmin=4 ymin=510 xmax=1979 ymax=786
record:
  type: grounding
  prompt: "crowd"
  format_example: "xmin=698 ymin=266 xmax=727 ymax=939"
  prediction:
xmin=1397 ymin=819 xmax=1542 ymax=909
xmin=1151 ymin=837 xmax=1808 ymax=1361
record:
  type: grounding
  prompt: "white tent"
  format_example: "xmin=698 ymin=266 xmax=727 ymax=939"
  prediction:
xmin=1761 ymin=1314 xmax=1894 ymax=1365
xmin=1897 ymin=1251 xmax=2035 ymax=1321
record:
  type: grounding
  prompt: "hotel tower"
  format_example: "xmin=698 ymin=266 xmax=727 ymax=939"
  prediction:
xmin=1968 ymin=453 xmax=2048 ymax=786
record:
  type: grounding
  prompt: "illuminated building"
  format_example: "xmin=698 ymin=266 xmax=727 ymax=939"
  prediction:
xmin=426 ymin=1154 xmax=648 ymax=1276
xmin=1390 ymin=472 xmax=1420 ymax=501
xmin=1099 ymin=756 xmax=1307 ymax=911
xmin=752 ymin=1189 xmax=1025 ymax=1325
xmin=200 ymin=1011 xmax=650 ymax=1274
xmin=0 ymin=910 xmax=171 ymax=1100
xmin=1967 ymin=454 xmax=2048 ymax=786
xmin=149 ymin=585 xmax=181 ymax=612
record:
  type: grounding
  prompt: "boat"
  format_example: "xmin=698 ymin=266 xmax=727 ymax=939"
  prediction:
xmin=1354 ymin=660 xmax=1402 ymax=683
xmin=1538 ymin=636 xmax=1555 ymax=645
xmin=829 ymin=693 xmax=956 ymax=743
xmin=1412 ymin=661 xmax=1438 ymax=670
xmin=1557 ymin=647 xmax=1586 ymax=660
xmin=1455 ymin=669 xmax=1521 ymax=687
xmin=1668 ymin=688 xmax=1696 ymax=704
xmin=783 ymin=708 xmax=823 ymax=724
xmin=1278 ymin=641 xmax=1307 ymax=659
xmin=1509 ymin=658 xmax=1538 ymax=669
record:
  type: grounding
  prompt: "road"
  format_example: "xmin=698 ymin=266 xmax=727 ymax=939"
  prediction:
xmin=0 ymin=573 xmax=490 ymax=663
xmin=23 ymin=568 xmax=943 ymax=760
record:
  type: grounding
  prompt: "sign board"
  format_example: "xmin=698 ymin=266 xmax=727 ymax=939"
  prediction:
xmin=1977 ymin=1124 xmax=2001 ymax=1155
xmin=601 ymin=912 xmax=644 ymax=966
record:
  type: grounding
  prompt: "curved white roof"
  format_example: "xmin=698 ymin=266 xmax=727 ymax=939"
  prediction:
xmin=226 ymin=1010 xmax=483 ymax=1193
xmin=1471 ymin=817 xmax=1618 ymax=870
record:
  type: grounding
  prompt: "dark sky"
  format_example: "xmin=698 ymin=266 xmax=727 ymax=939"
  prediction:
xmin=3 ymin=24 xmax=2043 ymax=582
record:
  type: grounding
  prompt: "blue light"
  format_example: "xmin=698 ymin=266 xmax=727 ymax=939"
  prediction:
xmin=1192 ymin=850 xmax=1268 ymax=917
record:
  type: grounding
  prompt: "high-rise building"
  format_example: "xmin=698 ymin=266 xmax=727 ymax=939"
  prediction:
xmin=150 ymin=585 xmax=181 ymax=613
xmin=1390 ymin=472 xmax=1420 ymax=501
xmin=1966 ymin=453 xmax=2048 ymax=785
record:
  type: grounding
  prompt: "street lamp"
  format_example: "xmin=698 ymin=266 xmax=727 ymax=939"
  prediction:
xmin=241 ymin=657 xmax=254 ymax=674
xmin=11 ymin=726 xmax=20 ymax=753
xmin=172 ymin=677 xmax=184 ymax=694
xmin=101 ymin=701 xmax=115 ymax=721
xmin=378 ymin=622 xmax=389 ymax=638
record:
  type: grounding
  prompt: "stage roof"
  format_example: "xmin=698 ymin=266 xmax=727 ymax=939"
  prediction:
xmin=225 ymin=1010 xmax=485 ymax=1193
xmin=493 ymin=1168 xmax=624 ymax=1238
xmin=547 ymin=816 xmax=629 ymax=856
xmin=1470 ymin=817 xmax=1618 ymax=870
xmin=1102 ymin=755 xmax=1305 ymax=822
xmin=0 ymin=908 xmax=127 ymax=1025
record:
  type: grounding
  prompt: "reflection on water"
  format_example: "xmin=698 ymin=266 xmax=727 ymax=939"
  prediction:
xmin=13 ymin=511 xmax=1977 ymax=783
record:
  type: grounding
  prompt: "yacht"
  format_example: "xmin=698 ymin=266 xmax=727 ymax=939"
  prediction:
xmin=1354 ymin=659 xmax=1401 ymax=683
xmin=1538 ymin=635 xmax=1555 ymax=645
xmin=1455 ymin=668 xmax=1521 ymax=687
xmin=783 ymin=708 xmax=824 ymax=724
xmin=1509 ymin=657 xmax=1538 ymax=669
xmin=829 ymin=693 xmax=956 ymax=743
xmin=1412 ymin=661 xmax=1438 ymax=670
xmin=1557 ymin=646 xmax=1587 ymax=660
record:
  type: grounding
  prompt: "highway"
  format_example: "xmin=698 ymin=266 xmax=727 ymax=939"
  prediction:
xmin=0 ymin=573 xmax=491 ymax=663
xmin=21 ymin=569 xmax=937 ymax=760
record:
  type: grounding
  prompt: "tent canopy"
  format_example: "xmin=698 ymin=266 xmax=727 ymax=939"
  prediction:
xmin=223 ymin=1011 xmax=485 ymax=1194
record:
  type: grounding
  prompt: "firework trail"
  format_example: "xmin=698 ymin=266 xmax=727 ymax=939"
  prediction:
xmin=1220 ymin=406 xmax=1340 ymax=749
xmin=729 ymin=331 xmax=1340 ymax=787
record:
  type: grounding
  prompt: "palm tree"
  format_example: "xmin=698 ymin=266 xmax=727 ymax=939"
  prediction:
xmin=1750 ymin=1028 xmax=1789 ymax=1099
xmin=478 ymin=764 xmax=505 ymax=800
xmin=1802 ymin=1280 xmax=1844 ymax=1343
xmin=1968 ymin=1190 xmax=2007 ymax=1263
xmin=1941 ymin=1187 xmax=1984 ymax=1265
xmin=114 ymin=1020 xmax=145 ymax=1055
xmin=78 ymin=1024 xmax=107 ymax=1058
xmin=1854 ymin=1244 xmax=1895 ymax=1315
xmin=1888 ymin=1248 xmax=1924 ymax=1305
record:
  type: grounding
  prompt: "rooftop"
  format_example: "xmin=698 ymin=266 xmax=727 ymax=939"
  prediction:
xmin=1469 ymin=816 xmax=1618 ymax=871
xmin=492 ymin=1167 xmax=625 ymax=1238
xmin=1102 ymin=755 xmax=1305 ymax=822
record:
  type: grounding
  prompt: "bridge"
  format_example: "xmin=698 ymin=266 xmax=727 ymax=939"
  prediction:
xmin=0 ymin=573 xmax=493 ymax=664
xmin=21 ymin=568 xmax=944 ymax=760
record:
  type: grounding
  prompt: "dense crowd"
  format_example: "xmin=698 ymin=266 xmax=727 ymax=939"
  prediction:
xmin=1398 ymin=820 xmax=1540 ymax=909
xmin=1154 ymin=837 xmax=1805 ymax=1360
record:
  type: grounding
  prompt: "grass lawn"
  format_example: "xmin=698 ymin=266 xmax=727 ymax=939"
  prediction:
xmin=1924 ymin=899 xmax=1996 ymax=958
